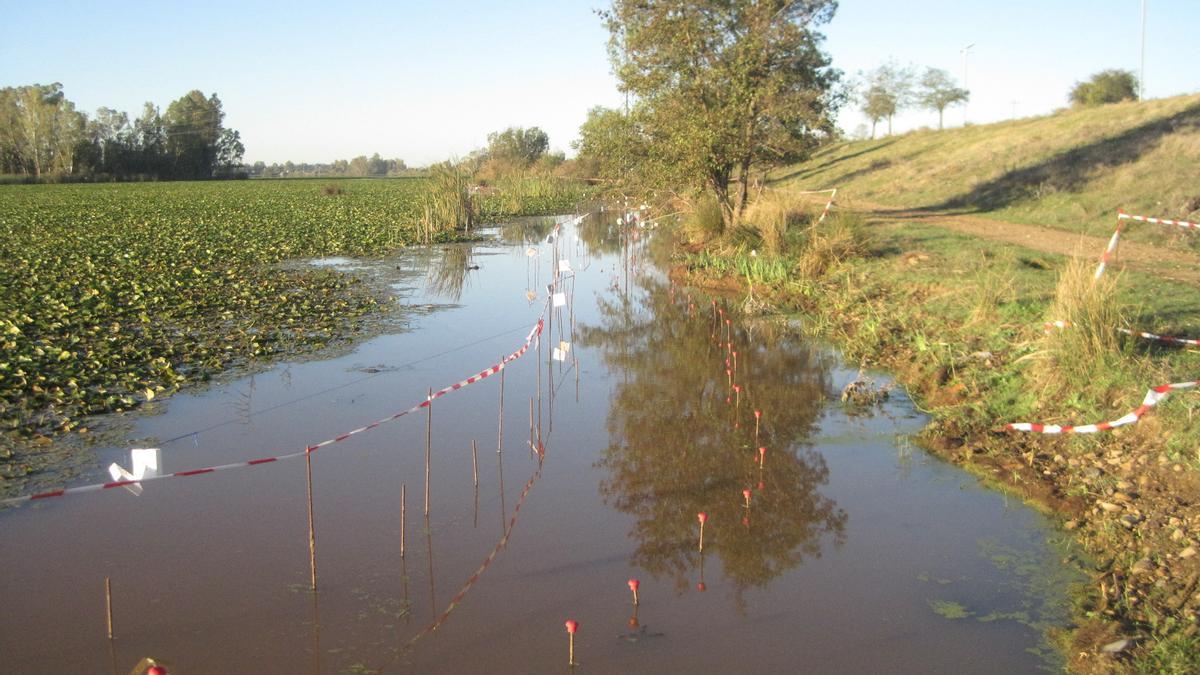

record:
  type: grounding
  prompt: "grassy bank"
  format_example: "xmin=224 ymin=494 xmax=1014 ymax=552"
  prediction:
xmin=674 ymin=107 xmax=1200 ymax=669
xmin=782 ymin=93 xmax=1200 ymax=242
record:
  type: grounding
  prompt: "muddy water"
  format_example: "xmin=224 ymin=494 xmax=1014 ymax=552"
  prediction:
xmin=0 ymin=214 xmax=1078 ymax=673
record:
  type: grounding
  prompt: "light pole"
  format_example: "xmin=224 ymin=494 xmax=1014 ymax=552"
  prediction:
xmin=1139 ymin=0 xmax=1147 ymax=99
xmin=960 ymin=43 xmax=975 ymax=125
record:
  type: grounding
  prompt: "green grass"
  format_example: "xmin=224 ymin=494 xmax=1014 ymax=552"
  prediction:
xmin=777 ymin=93 xmax=1200 ymax=241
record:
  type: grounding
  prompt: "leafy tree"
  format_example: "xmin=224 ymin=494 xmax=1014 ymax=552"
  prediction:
xmin=1069 ymin=69 xmax=1138 ymax=107
xmin=573 ymin=105 xmax=648 ymax=183
xmin=600 ymin=0 xmax=841 ymax=229
xmin=858 ymin=62 xmax=912 ymax=137
xmin=859 ymin=84 xmax=895 ymax=139
xmin=164 ymin=90 xmax=230 ymax=178
xmin=917 ymin=67 xmax=969 ymax=130
xmin=486 ymin=126 xmax=550 ymax=167
xmin=1 ymin=83 xmax=87 ymax=177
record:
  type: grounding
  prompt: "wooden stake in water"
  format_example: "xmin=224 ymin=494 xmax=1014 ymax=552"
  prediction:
xmin=754 ymin=410 xmax=762 ymax=447
xmin=104 ymin=577 xmax=114 ymax=640
xmin=528 ymin=397 xmax=534 ymax=458
xmin=471 ymin=439 xmax=479 ymax=487
xmin=565 ymin=619 xmax=579 ymax=666
xmin=425 ymin=388 xmax=432 ymax=517
xmin=697 ymin=512 xmax=708 ymax=552
xmin=497 ymin=363 xmax=505 ymax=457
xmin=400 ymin=483 xmax=407 ymax=559
xmin=306 ymin=449 xmax=319 ymax=591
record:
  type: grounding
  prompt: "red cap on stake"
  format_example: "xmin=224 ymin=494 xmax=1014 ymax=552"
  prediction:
xmin=698 ymin=512 xmax=708 ymax=524
xmin=628 ymin=579 xmax=640 ymax=592
xmin=565 ymin=619 xmax=579 ymax=634
xmin=754 ymin=410 xmax=761 ymax=420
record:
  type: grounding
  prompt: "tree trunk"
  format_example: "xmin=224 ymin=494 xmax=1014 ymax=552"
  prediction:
xmin=938 ymin=108 xmax=944 ymax=130
xmin=870 ymin=119 xmax=877 ymax=139
xmin=887 ymin=115 xmax=893 ymax=136
xmin=735 ymin=154 xmax=752 ymax=222
xmin=709 ymin=170 xmax=734 ymax=232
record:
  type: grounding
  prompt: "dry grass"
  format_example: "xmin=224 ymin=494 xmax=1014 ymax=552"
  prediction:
xmin=741 ymin=189 xmax=808 ymax=255
xmin=796 ymin=212 xmax=866 ymax=279
xmin=1036 ymin=257 xmax=1127 ymax=397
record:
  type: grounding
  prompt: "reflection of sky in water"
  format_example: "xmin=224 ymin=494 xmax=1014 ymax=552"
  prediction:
xmin=0 ymin=213 xmax=1076 ymax=673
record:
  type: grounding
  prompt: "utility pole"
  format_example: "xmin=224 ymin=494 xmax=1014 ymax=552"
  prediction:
xmin=960 ymin=43 xmax=975 ymax=126
xmin=1139 ymin=0 xmax=1147 ymax=100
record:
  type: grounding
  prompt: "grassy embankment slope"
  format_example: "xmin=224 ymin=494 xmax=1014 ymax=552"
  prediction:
xmin=685 ymin=93 xmax=1200 ymax=671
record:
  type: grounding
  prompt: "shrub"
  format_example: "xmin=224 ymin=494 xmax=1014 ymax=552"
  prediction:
xmin=1069 ymin=69 xmax=1138 ymax=107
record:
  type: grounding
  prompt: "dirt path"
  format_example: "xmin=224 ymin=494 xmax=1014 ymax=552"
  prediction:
xmin=855 ymin=201 xmax=1200 ymax=286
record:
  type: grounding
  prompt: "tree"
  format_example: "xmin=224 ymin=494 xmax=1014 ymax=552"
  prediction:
xmin=2 ymin=83 xmax=87 ymax=177
xmin=917 ymin=67 xmax=969 ymax=130
xmin=1069 ymin=69 xmax=1138 ymax=107
xmin=486 ymin=126 xmax=549 ymax=167
xmin=573 ymin=106 xmax=647 ymax=182
xmin=860 ymin=84 xmax=894 ymax=139
xmin=601 ymin=0 xmax=841 ymax=229
xmin=164 ymin=90 xmax=227 ymax=178
xmin=858 ymin=62 xmax=912 ymax=137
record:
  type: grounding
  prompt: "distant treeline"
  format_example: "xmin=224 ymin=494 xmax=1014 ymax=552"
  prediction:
xmin=0 ymin=84 xmax=244 ymax=182
xmin=252 ymin=154 xmax=415 ymax=179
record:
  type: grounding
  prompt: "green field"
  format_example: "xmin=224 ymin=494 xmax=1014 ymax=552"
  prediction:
xmin=0 ymin=178 xmax=582 ymax=448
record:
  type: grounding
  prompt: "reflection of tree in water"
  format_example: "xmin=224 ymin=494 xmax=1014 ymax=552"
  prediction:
xmin=575 ymin=210 xmax=626 ymax=256
xmin=578 ymin=281 xmax=846 ymax=607
xmin=498 ymin=216 xmax=556 ymax=247
xmin=425 ymin=244 xmax=475 ymax=301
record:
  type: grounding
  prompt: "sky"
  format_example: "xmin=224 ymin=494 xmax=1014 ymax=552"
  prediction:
xmin=2 ymin=1 xmax=1198 ymax=166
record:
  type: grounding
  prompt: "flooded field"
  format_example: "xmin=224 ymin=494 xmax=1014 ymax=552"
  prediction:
xmin=0 ymin=214 xmax=1079 ymax=673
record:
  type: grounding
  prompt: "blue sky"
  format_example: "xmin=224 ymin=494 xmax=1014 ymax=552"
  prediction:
xmin=2 ymin=1 xmax=1197 ymax=165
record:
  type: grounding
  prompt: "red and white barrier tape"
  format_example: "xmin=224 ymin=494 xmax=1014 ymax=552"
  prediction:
xmin=817 ymin=188 xmax=837 ymax=224
xmin=1093 ymin=220 xmax=1124 ymax=280
xmin=1005 ymin=380 xmax=1199 ymax=434
xmin=1 ymin=313 xmax=547 ymax=507
xmin=1118 ymin=210 xmax=1200 ymax=230
xmin=1043 ymin=321 xmax=1200 ymax=347
xmin=1094 ymin=209 xmax=1199 ymax=279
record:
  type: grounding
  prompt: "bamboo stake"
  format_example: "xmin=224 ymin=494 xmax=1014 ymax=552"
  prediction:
xmin=400 ymin=483 xmax=407 ymax=559
xmin=306 ymin=450 xmax=318 ymax=591
xmin=425 ymin=388 xmax=432 ymax=517
xmin=104 ymin=577 xmax=114 ymax=640
xmin=471 ymin=439 xmax=479 ymax=487
xmin=497 ymin=362 xmax=505 ymax=457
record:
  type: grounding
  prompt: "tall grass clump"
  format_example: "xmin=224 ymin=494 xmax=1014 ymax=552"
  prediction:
xmin=741 ymin=190 xmax=807 ymax=256
xmin=795 ymin=212 xmax=866 ymax=279
xmin=683 ymin=195 xmax=726 ymax=243
xmin=1039 ymin=257 xmax=1128 ymax=395
xmin=419 ymin=161 xmax=474 ymax=242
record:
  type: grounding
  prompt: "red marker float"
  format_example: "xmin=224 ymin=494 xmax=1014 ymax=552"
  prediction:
xmin=565 ymin=619 xmax=579 ymax=666
xmin=628 ymin=578 xmax=640 ymax=605
xmin=698 ymin=512 xmax=708 ymax=552
xmin=758 ymin=446 xmax=766 ymax=469
xmin=743 ymin=488 xmax=752 ymax=508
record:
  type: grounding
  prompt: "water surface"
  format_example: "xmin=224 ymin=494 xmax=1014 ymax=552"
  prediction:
xmin=0 ymin=214 xmax=1077 ymax=673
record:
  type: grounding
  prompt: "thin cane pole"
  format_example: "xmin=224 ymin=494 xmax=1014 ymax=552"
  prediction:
xmin=306 ymin=450 xmax=318 ymax=591
xmin=425 ymin=388 xmax=432 ymax=517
